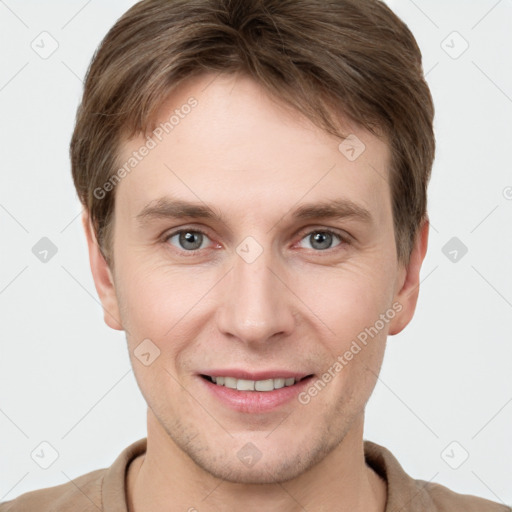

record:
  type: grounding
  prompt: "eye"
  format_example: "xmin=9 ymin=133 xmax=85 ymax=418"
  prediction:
xmin=165 ymin=229 xmax=212 ymax=252
xmin=297 ymin=229 xmax=347 ymax=251
xmin=163 ymin=227 xmax=349 ymax=255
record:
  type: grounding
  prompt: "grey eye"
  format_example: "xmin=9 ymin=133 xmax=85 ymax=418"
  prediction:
xmin=299 ymin=231 xmax=342 ymax=251
xmin=168 ymin=230 xmax=208 ymax=251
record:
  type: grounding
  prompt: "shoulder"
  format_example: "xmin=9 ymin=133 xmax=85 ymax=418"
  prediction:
xmin=0 ymin=438 xmax=146 ymax=512
xmin=363 ymin=440 xmax=511 ymax=512
xmin=420 ymin=480 xmax=511 ymax=512
xmin=0 ymin=468 xmax=106 ymax=512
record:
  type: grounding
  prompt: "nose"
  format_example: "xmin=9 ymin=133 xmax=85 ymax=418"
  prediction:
xmin=215 ymin=241 xmax=296 ymax=346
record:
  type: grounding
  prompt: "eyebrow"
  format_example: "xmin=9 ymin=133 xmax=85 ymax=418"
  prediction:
xmin=135 ymin=196 xmax=373 ymax=227
xmin=136 ymin=197 xmax=225 ymax=226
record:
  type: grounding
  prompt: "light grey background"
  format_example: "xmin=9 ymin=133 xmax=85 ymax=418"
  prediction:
xmin=1 ymin=0 xmax=511 ymax=505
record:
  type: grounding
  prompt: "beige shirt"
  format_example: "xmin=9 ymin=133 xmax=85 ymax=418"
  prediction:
xmin=1 ymin=438 xmax=510 ymax=511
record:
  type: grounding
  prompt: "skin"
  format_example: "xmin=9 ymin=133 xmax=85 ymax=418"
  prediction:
xmin=83 ymin=72 xmax=429 ymax=512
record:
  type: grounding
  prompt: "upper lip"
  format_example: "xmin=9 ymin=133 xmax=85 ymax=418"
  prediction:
xmin=199 ymin=369 xmax=313 ymax=381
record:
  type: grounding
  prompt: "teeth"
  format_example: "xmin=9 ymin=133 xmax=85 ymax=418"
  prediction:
xmin=236 ymin=379 xmax=255 ymax=391
xmin=273 ymin=378 xmax=285 ymax=389
xmin=255 ymin=379 xmax=274 ymax=391
xmin=209 ymin=376 xmax=298 ymax=392
xmin=224 ymin=377 xmax=237 ymax=389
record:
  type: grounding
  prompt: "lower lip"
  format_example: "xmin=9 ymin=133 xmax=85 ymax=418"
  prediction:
xmin=199 ymin=376 xmax=314 ymax=413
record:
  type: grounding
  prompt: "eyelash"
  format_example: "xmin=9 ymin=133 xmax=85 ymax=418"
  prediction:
xmin=162 ymin=227 xmax=351 ymax=256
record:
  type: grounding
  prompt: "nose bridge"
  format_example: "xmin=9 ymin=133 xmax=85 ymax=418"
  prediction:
xmin=216 ymin=237 xmax=294 ymax=344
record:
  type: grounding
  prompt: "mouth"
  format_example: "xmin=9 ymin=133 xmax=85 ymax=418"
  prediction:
xmin=200 ymin=374 xmax=313 ymax=392
xmin=197 ymin=369 xmax=316 ymax=412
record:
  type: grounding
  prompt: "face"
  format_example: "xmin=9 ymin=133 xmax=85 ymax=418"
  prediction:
xmin=86 ymin=73 xmax=425 ymax=484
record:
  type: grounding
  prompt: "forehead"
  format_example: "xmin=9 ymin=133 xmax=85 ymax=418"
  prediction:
xmin=114 ymin=73 xmax=392 ymax=226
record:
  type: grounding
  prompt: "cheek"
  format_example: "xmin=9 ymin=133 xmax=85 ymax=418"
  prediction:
xmin=295 ymin=261 xmax=394 ymax=337
xmin=117 ymin=256 xmax=200 ymax=331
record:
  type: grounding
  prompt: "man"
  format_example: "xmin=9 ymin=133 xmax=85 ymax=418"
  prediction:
xmin=1 ymin=0 xmax=509 ymax=511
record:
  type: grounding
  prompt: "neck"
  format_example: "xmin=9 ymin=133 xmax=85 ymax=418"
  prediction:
xmin=127 ymin=411 xmax=387 ymax=512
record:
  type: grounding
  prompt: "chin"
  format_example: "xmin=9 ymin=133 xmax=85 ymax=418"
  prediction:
xmin=179 ymin=432 xmax=337 ymax=485
xmin=191 ymin=454 xmax=309 ymax=485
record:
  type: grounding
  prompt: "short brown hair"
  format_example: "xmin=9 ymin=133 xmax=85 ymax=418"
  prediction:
xmin=70 ymin=0 xmax=435 ymax=267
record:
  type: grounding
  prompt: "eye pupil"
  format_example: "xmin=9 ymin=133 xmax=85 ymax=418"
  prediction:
xmin=310 ymin=232 xmax=333 ymax=250
xmin=180 ymin=231 xmax=203 ymax=250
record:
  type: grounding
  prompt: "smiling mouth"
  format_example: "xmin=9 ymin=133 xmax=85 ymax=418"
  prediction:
xmin=200 ymin=374 xmax=314 ymax=392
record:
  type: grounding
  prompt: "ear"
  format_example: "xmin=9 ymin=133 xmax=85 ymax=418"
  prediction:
xmin=388 ymin=218 xmax=429 ymax=336
xmin=82 ymin=211 xmax=123 ymax=331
